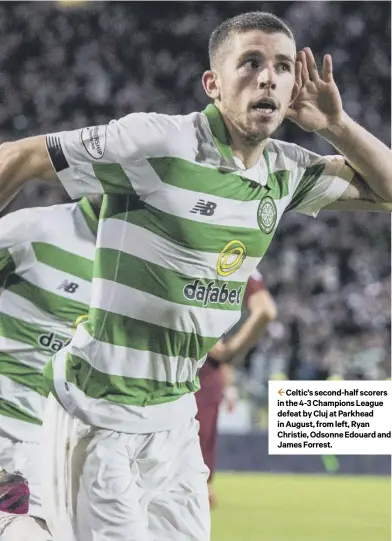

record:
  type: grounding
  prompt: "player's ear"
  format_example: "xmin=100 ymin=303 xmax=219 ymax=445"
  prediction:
xmin=202 ymin=70 xmax=221 ymax=100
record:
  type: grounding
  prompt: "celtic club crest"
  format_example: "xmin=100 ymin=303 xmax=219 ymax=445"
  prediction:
xmin=257 ymin=196 xmax=277 ymax=234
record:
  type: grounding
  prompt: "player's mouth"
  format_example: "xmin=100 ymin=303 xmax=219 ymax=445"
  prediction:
xmin=250 ymin=98 xmax=278 ymax=120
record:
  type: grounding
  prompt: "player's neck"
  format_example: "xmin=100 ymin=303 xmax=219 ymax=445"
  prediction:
xmin=230 ymin=137 xmax=267 ymax=169
xmin=224 ymin=118 xmax=267 ymax=169
xmin=209 ymin=103 xmax=267 ymax=169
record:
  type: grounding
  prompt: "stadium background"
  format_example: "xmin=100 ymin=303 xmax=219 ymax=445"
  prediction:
xmin=0 ymin=1 xmax=390 ymax=540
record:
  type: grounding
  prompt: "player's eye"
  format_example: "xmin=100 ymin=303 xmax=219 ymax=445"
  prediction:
xmin=244 ymin=58 xmax=260 ymax=70
xmin=276 ymin=62 xmax=291 ymax=73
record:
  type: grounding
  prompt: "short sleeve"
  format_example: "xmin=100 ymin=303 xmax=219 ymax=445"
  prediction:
xmin=46 ymin=113 xmax=195 ymax=200
xmin=285 ymin=147 xmax=355 ymax=217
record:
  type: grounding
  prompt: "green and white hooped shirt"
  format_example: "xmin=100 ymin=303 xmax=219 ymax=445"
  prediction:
xmin=45 ymin=104 xmax=353 ymax=433
xmin=0 ymin=198 xmax=97 ymax=442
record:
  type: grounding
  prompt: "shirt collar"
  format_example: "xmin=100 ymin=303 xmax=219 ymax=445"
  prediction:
xmin=202 ymin=103 xmax=272 ymax=187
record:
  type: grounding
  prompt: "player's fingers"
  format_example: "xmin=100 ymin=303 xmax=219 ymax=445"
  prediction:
xmin=289 ymin=81 xmax=301 ymax=110
xmin=304 ymin=47 xmax=321 ymax=83
xmin=323 ymin=54 xmax=334 ymax=83
xmin=295 ymin=60 xmax=302 ymax=87
xmin=297 ymin=51 xmax=309 ymax=84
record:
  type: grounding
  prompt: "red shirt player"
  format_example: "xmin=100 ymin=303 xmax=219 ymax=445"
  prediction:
xmin=195 ymin=268 xmax=277 ymax=507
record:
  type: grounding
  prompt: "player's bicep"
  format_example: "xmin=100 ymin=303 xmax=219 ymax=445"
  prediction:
xmin=323 ymin=172 xmax=391 ymax=211
xmin=0 ymin=136 xmax=59 ymax=211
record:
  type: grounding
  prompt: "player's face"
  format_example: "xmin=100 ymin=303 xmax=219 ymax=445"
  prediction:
xmin=216 ymin=30 xmax=297 ymax=143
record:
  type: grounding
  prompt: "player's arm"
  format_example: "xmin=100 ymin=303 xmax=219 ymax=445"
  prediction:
xmin=0 ymin=113 xmax=189 ymax=211
xmin=319 ymin=117 xmax=392 ymax=212
xmin=0 ymin=136 xmax=58 ymax=211
xmin=221 ymin=364 xmax=238 ymax=412
xmin=209 ymin=288 xmax=277 ymax=364
xmin=286 ymin=48 xmax=392 ymax=212
xmin=323 ymin=176 xmax=392 ymax=212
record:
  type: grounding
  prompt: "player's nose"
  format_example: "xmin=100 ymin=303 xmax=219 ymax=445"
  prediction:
xmin=257 ymin=62 xmax=277 ymax=90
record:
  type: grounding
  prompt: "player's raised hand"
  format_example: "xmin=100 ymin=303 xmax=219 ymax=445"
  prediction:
xmin=286 ymin=48 xmax=343 ymax=132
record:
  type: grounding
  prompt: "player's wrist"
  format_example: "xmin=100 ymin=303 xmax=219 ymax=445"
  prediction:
xmin=317 ymin=111 xmax=351 ymax=140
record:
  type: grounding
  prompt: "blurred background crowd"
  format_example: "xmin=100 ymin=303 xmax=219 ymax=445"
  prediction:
xmin=0 ymin=1 xmax=390 ymax=428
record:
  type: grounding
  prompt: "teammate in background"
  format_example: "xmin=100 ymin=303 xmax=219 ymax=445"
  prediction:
xmin=0 ymin=10 xmax=391 ymax=541
xmin=0 ymin=197 xmax=99 ymax=541
xmin=196 ymin=268 xmax=276 ymax=508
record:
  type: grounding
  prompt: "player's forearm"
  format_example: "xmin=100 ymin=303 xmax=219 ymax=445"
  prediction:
xmin=214 ymin=311 xmax=271 ymax=364
xmin=0 ymin=136 xmax=58 ymax=210
xmin=221 ymin=364 xmax=236 ymax=388
xmin=318 ymin=113 xmax=392 ymax=201
xmin=226 ymin=312 xmax=269 ymax=356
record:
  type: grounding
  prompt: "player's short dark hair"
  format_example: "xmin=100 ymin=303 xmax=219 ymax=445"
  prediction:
xmin=209 ymin=12 xmax=295 ymax=68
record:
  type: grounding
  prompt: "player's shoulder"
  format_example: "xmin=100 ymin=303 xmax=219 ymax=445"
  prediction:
xmin=267 ymin=138 xmax=321 ymax=171
xmin=5 ymin=201 xmax=75 ymax=222
xmin=116 ymin=110 xmax=199 ymax=136
xmin=0 ymin=205 xmax=50 ymax=232
xmin=114 ymin=110 xmax=200 ymax=159
xmin=0 ymin=202 xmax=76 ymax=244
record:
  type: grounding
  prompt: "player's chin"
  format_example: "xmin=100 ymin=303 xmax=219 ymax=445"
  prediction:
xmin=250 ymin=117 xmax=280 ymax=138
xmin=249 ymin=123 xmax=276 ymax=142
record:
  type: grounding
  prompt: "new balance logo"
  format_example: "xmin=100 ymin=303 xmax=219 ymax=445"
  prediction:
xmin=57 ymin=280 xmax=79 ymax=293
xmin=190 ymin=199 xmax=217 ymax=216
